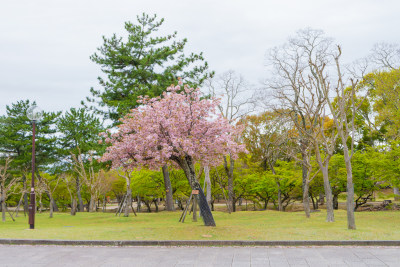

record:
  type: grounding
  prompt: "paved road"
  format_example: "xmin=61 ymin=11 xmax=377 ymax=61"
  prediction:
xmin=0 ymin=245 xmax=399 ymax=267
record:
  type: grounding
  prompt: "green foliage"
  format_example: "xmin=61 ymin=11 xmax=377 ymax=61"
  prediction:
xmin=361 ymin=69 xmax=400 ymax=141
xmin=0 ymin=100 xmax=60 ymax=174
xmin=85 ymin=13 xmax=213 ymax=124
xmin=131 ymin=169 xmax=164 ymax=201
xmin=56 ymin=107 xmax=105 ymax=172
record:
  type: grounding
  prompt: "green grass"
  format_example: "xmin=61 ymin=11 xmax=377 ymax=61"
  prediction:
xmin=0 ymin=210 xmax=399 ymax=240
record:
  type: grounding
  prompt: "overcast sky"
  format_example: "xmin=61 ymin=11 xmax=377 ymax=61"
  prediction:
xmin=0 ymin=0 xmax=399 ymax=115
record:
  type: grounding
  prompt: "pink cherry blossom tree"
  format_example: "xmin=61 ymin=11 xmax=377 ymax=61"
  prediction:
xmin=100 ymin=83 xmax=245 ymax=226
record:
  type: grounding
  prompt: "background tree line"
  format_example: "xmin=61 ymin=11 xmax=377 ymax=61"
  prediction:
xmin=1 ymin=14 xmax=400 ymax=230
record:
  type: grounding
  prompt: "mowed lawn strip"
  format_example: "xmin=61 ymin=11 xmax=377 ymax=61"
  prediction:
xmin=0 ymin=210 xmax=399 ymax=240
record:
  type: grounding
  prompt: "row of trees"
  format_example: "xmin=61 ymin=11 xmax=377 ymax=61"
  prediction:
xmin=1 ymin=14 xmax=400 ymax=230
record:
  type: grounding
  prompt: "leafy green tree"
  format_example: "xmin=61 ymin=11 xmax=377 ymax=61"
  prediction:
xmin=0 ymin=100 xmax=60 ymax=172
xmin=352 ymin=149 xmax=386 ymax=210
xmin=57 ymin=107 xmax=105 ymax=212
xmin=0 ymin=100 xmax=60 ymax=211
xmin=57 ymin=108 xmax=104 ymax=158
xmin=328 ymin=154 xmax=347 ymax=209
xmin=131 ymin=169 xmax=164 ymax=212
xmin=87 ymin=13 xmax=212 ymax=212
xmin=85 ymin=13 xmax=212 ymax=123
xmin=360 ymin=69 xmax=400 ymax=141
xmin=169 ymin=168 xmax=191 ymax=210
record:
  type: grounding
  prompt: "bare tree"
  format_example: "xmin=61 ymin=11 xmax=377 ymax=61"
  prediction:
xmin=206 ymin=70 xmax=255 ymax=212
xmin=0 ymin=159 xmax=19 ymax=222
xmin=266 ymin=29 xmax=336 ymax=221
xmin=370 ymin=43 xmax=400 ymax=70
xmin=62 ymin=174 xmax=77 ymax=215
xmin=35 ymin=178 xmax=47 ymax=214
xmin=71 ymin=151 xmax=105 ymax=212
xmin=38 ymin=174 xmax=62 ymax=218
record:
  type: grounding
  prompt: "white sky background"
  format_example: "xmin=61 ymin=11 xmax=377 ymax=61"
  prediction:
xmin=0 ymin=0 xmax=399 ymax=115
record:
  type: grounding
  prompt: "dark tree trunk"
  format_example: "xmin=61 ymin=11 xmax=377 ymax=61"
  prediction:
xmin=176 ymin=155 xmax=216 ymax=226
xmin=177 ymin=199 xmax=184 ymax=210
xmin=333 ymin=194 xmax=339 ymax=210
xmin=144 ymin=201 xmax=151 ymax=212
xmin=137 ymin=195 xmax=141 ymax=212
xmin=76 ymin=175 xmax=84 ymax=212
xmin=311 ymin=195 xmax=317 ymax=210
xmin=162 ymin=165 xmax=175 ymax=211
xmin=153 ymin=199 xmax=159 ymax=212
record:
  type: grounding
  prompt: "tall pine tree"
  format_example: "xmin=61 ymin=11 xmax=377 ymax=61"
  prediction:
xmin=84 ymin=13 xmax=213 ymax=124
xmin=85 ymin=13 xmax=213 ymax=212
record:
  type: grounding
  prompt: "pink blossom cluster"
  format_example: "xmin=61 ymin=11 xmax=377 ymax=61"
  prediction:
xmin=100 ymin=84 xmax=246 ymax=170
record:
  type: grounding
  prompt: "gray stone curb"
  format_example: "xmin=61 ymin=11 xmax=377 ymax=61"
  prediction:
xmin=0 ymin=239 xmax=400 ymax=246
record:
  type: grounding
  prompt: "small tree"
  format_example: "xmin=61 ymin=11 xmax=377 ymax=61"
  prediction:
xmin=72 ymin=152 xmax=105 ymax=212
xmin=0 ymin=159 xmax=19 ymax=222
xmin=62 ymin=174 xmax=77 ymax=215
xmin=100 ymin=83 xmax=245 ymax=226
xmin=206 ymin=70 xmax=254 ymax=212
xmin=57 ymin=107 xmax=104 ymax=212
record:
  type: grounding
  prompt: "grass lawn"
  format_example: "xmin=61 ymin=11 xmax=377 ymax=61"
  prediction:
xmin=0 ymin=209 xmax=399 ymax=240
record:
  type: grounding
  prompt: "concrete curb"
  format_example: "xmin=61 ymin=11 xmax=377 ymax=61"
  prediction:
xmin=0 ymin=239 xmax=400 ymax=247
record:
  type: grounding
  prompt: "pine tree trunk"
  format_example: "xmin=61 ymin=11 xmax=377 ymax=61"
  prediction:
xmin=76 ymin=175 xmax=84 ymax=212
xmin=162 ymin=165 xmax=175 ymax=211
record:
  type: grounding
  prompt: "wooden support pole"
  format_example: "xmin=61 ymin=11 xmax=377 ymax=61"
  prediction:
xmin=180 ymin=192 xmax=193 ymax=223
